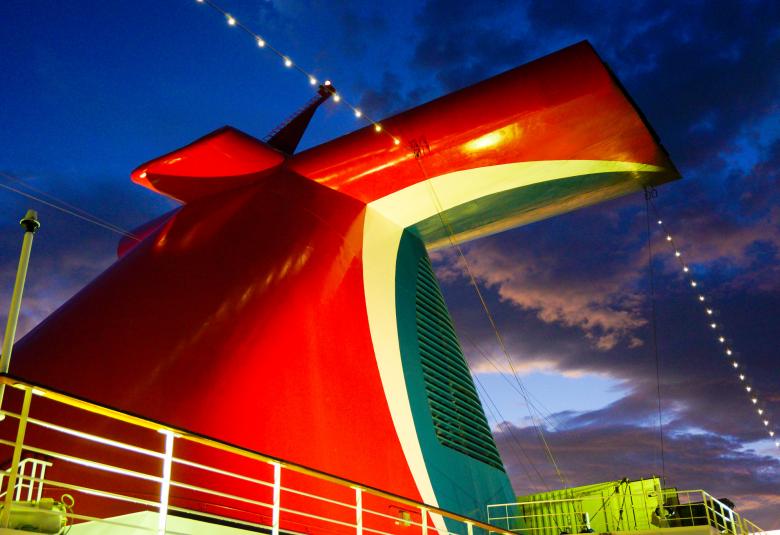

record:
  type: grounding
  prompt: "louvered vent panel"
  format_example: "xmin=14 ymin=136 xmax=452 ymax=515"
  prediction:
xmin=415 ymin=256 xmax=505 ymax=471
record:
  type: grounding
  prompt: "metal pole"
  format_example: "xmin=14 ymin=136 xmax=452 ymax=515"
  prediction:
xmin=0 ymin=210 xmax=40 ymax=410
xmin=272 ymin=462 xmax=281 ymax=535
xmin=158 ymin=430 xmax=174 ymax=535
xmin=1 ymin=387 xmax=33 ymax=527
xmin=355 ymin=487 xmax=362 ymax=535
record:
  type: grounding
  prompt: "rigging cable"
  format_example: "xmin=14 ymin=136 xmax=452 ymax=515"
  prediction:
xmin=412 ymin=153 xmax=569 ymax=489
xmin=643 ymin=186 xmax=667 ymax=484
xmin=474 ymin=378 xmax=565 ymax=534
xmin=0 ymin=172 xmax=140 ymax=242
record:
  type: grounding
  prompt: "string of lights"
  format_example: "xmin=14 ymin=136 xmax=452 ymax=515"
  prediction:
xmin=191 ymin=0 xmax=401 ymax=146
xmin=650 ymin=200 xmax=778 ymax=449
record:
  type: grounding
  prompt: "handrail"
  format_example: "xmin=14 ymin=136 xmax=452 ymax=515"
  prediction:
xmin=488 ymin=488 xmax=766 ymax=535
xmin=0 ymin=457 xmax=52 ymax=501
xmin=0 ymin=374 xmax=513 ymax=534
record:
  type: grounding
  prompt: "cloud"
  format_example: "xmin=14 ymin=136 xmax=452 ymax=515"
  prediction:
xmin=494 ymin=419 xmax=780 ymax=528
xmin=0 ymin=170 xmax=171 ymax=346
xmin=432 ymin=200 xmax=652 ymax=351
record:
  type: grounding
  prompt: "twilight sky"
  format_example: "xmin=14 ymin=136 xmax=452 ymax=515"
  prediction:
xmin=1 ymin=0 xmax=779 ymax=528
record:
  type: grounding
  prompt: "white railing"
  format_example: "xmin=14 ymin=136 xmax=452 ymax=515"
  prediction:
xmin=0 ymin=376 xmax=513 ymax=535
xmin=0 ymin=457 xmax=52 ymax=502
xmin=488 ymin=489 xmax=765 ymax=535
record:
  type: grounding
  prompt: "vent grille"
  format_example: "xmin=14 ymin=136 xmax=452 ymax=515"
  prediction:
xmin=415 ymin=256 xmax=504 ymax=471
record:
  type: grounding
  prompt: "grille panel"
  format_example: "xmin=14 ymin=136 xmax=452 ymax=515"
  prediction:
xmin=415 ymin=256 xmax=504 ymax=471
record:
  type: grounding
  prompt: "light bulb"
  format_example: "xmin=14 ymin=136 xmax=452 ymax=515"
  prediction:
xmin=309 ymin=76 xmax=317 ymax=85
xmin=758 ymin=409 xmax=764 ymax=415
xmin=374 ymin=124 xmax=382 ymax=132
xmin=257 ymin=37 xmax=266 ymax=47
xmin=726 ymin=349 xmax=732 ymax=355
xmin=746 ymin=386 xmax=752 ymax=392
xmin=675 ymin=251 xmax=681 ymax=257
xmin=764 ymin=420 xmax=769 ymax=426
xmin=718 ymin=336 xmax=725 ymax=343
xmin=691 ymin=281 xmax=697 ymax=287
xmin=657 ymin=220 xmax=662 ymax=225
xmin=284 ymin=57 xmax=293 ymax=67
xmin=733 ymin=362 xmax=739 ymax=368
xmin=226 ymin=14 xmax=236 ymax=26
xmin=666 ymin=235 xmax=672 ymax=241
xmin=699 ymin=295 xmax=705 ymax=301
xmin=751 ymin=397 xmax=757 ymax=404
xmin=739 ymin=374 xmax=745 ymax=381
xmin=354 ymin=109 xmax=362 ymax=118
xmin=333 ymin=94 xmax=341 ymax=102
xmin=706 ymin=308 xmax=713 ymax=315
xmin=683 ymin=266 xmax=689 ymax=272
xmin=393 ymin=138 xmax=401 ymax=145
xmin=710 ymin=323 xmax=716 ymax=329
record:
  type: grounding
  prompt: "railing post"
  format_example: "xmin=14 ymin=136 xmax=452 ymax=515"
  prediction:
xmin=355 ymin=487 xmax=363 ymax=535
xmin=467 ymin=521 xmax=474 ymax=535
xmin=157 ymin=430 xmax=174 ymax=535
xmin=35 ymin=462 xmax=50 ymax=502
xmin=13 ymin=459 xmax=27 ymax=501
xmin=703 ymin=493 xmax=713 ymax=529
xmin=421 ymin=506 xmax=428 ymax=535
xmin=1 ymin=386 xmax=32 ymax=527
xmin=24 ymin=460 xmax=34 ymax=501
xmin=272 ymin=462 xmax=281 ymax=535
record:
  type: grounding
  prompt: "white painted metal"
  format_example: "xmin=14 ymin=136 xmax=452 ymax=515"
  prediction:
xmin=355 ymin=487 xmax=363 ymax=535
xmin=272 ymin=462 xmax=281 ymax=535
xmin=158 ymin=431 xmax=175 ymax=535
xmin=0 ymin=377 xmax=514 ymax=535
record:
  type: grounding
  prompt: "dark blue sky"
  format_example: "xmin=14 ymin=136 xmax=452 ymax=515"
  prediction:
xmin=1 ymin=0 xmax=779 ymax=528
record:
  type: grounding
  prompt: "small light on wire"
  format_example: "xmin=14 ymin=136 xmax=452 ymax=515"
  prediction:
xmin=751 ymin=397 xmax=758 ymax=404
xmin=726 ymin=349 xmax=732 ymax=355
xmin=354 ymin=109 xmax=362 ymax=118
xmin=706 ymin=308 xmax=713 ymax=315
xmin=675 ymin=251 xmax=681 ymax=257
xmin=257 ymin=37 xmax=266 ymax=47
xmin=393 ymin=137 xmax=401 ymax=145
xmin=226 ymin=14 xmax=236 ymax=26
xmin=283 ymin=57 xmax=293 ymax=67
xmin=374 ymin=124 xmax=382 ymax=132
xmin=309 ymin=76 xmax=317 ymax=85
xmin=739 ymin=374 xmax=745 ymax=381
xmin=746 ymin=386 xmax=752 ymax=392
xmin=324 ymin=80 xmax=331 ymax=86
xmin=764 ymin=420 xmax=770 ymax=426
xmin=333 ymin=93 xmax=341 ymax=102
xmin=733 ymin=362 xmax=740 ymax=368
xmin=691 ymin=281 xmax=697 ymax=287
xmin=666 ymin=235 xmax=672 ymax=241
xmin=683 ymin=266 xmax=689 ymax=272
xmin=699 ymin=295 xmax=705 ymax=301
xmin=718 ymin=336 xmax=725 ymax=343
xmin=657 ymin=220 xmax=663 ymax=225
xmin=710 ymin=322 xmax=717 ymax=329
xmin=758 ymin=408 xmax=764 ymax=415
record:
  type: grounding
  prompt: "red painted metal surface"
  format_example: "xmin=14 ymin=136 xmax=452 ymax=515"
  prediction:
xmin=9 ymin=41 xmax=679 ymax=529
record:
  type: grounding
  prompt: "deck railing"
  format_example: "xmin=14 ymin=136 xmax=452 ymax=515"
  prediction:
xmin=0 ymin=375 xmax=513 ymax=535
xmin=0 ymin=457 xmax=52 ymax=501
xmin=487 ymin=488 xmax=765 ymax=535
